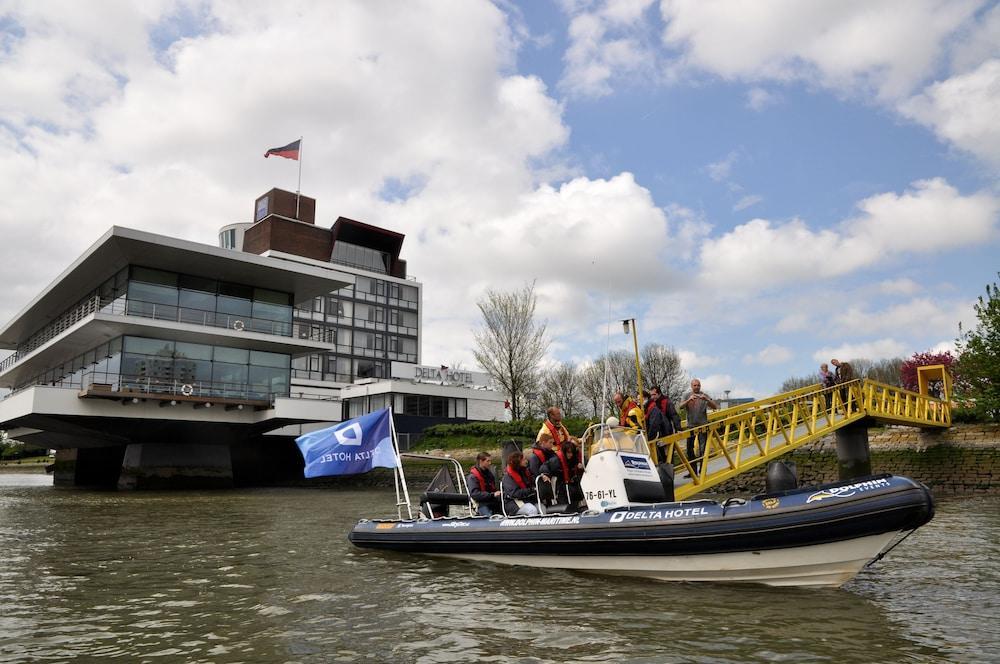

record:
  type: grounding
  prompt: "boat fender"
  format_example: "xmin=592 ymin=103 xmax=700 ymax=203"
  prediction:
xmin=765 ymin=461 xmax=798 ymax=494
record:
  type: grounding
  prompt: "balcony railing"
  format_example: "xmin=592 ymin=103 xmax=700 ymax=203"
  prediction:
xmin=1 ymin=297 xmax=334 ymax=375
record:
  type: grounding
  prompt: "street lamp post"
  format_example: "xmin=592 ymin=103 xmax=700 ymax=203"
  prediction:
xmin=622 ymin=318 xmax=643 ymax=407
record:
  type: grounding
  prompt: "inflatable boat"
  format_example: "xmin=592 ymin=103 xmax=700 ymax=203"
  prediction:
xmin=348 ymin=425 xmax=934 ymax=587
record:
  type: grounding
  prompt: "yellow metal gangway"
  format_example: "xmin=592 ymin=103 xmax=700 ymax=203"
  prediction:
xmin=653 ymin=365 xmax=952 ymax=500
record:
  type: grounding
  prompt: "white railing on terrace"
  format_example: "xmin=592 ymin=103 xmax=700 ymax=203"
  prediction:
xmin=2 ymin=297 xmax=320 ymax=373
xmin=5 ymin=373 xmax=287 ymax=404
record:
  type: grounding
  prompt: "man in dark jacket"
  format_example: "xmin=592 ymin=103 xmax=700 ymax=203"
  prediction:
xmin=648 ymin=386 xmax=682 ymax=465
xmin=527 ymin=434 xmax=555 ymax=505
xmin=466 ymin=452 xmax=501 ymax=516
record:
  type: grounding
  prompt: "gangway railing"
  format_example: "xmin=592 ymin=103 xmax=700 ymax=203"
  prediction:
xmin=651 ymin=375 xmax=951 ymax=500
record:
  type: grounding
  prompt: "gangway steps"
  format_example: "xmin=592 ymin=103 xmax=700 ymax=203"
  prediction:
xmin=651 ymin=376 xmax=950 ymax=500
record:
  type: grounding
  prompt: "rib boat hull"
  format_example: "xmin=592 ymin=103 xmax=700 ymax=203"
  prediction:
xmin=349 ymin=474 xmax=934 ymax=588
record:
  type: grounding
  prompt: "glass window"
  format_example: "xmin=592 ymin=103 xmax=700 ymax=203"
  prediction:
xmin=124 ymin=337 xmax=174 ymax=356
xmin=250 ymin=350 xmax=290 ymax=368
xmin=174 ymin=358 xmax=212 ymax=384
xmin=213 ymin=362 xmax=248 ymax=395
xmin=252 ymin=300 xmax=292 ymax=323
xmin=219 ymin=282 xmax=254 ymax=300
xmin=179 ymin=274 xmax=217 ymax=293
xmin=179 ymin=289 xmax=217 ymax=321
xmin=253 ymin=288 xmax=292 ymax=306
xmin=131 ymin=266 xmax=178 ymax=287
xmin=127 ymin=281 xmax=178 ymax=307
xmin=249 ymin=365 xmax=289 ymax=398
xmin=214 ymin=347 xmax=249 ymax=364
xmin=175 ymin=342 xmax=213 ymax=361
xmin=217 ymin=295 xmax=252 ymax=318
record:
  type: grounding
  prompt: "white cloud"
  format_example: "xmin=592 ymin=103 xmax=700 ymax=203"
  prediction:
xmin=743 ymin=344 xmax=793 ymax=366
xmin=746 ymin=86 xmax=780 ymax=110
xmin=659 ymin=0 xmax=981 ymax=100
xmin=733 ymin=194 xmax=763 ymax=211
xmin=705 ymin=150 xmax=738 ymax=181
xmin=678 ymin=349 xmax=719 ymax=370
xmin=775 ymin=313 xmax=810 ymax=333
xmin=559 ymin=0 xmax=659 ymax=98
xmin=697 ymin=373 xmax=755 ymax=399
xmin=830 ymin=298 xmax=971 ymax=339
xmin=878 ymin=277 xmax=921 ymax=295
xmin=898 ymin=59 xmax=1000 ymax=166
xmin=812 ymin=339 xmax=909 ymax=363
xmin=698 ymin=178 xmax=1000 ymax=292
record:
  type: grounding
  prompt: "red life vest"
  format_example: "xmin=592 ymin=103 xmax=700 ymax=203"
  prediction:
xmin=621 ymin=399 xmax=640 ymax=426
xmin=469 ymin=466 xmax=495 ymax=493
xmin=545 ymin=419 xmax=567 ymax=444
xmin=554 ymin=449 xmax=573 ymax=484
xmin=506 ymin=465 xmax=529 ymax=489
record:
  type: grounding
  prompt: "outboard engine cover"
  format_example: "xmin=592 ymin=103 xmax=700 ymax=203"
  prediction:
xmin=765 ymin=460 xmax=798 ymax=493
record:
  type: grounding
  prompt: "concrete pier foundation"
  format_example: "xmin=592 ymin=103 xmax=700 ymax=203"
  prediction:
xmin=118 ymin=443 xmax=234 ymax=490
xmin=835 ymin=421 xmax=872 ymax=480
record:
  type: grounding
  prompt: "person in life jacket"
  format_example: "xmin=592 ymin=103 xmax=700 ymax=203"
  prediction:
xmin=501 ymin=451 xmax=540 ymax=516
xmin=528 ymin=433 xmax=556 ymax=505
xmin=536 ymin=406 xmax=571 ymax=447
xmin=466 ymin=452 xmax=501 ymax=516
xmin=538 ymin=441 xmax=585 ymax=510
xmin=613 ymin=392 xmax=644 ymax=430
xmin=647 ymin=385 xmax=682 ymax=465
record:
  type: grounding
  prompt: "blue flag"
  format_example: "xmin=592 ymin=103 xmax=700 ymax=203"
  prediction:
xmin=295 ymin=408 xmax=397 ymax=478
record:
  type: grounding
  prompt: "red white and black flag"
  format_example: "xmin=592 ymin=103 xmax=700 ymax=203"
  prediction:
xmin=264 ymin=139 xmax=301 ymax=160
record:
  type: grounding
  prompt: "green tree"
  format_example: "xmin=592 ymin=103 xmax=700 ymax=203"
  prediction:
xmin=956 ymin=275 xmax=1000 ymax=421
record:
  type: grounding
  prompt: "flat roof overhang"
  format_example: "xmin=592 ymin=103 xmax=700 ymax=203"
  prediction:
xmin=0 ymin=387 xmax=341 ymax=449
xmin=0 ymin=226 xmax=355 ymax=348
xmin=0 ymin=313 xmax=337 ymax=388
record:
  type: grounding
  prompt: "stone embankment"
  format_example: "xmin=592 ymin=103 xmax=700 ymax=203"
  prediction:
xmin=712 ymin=423 xmax=999 ymax=497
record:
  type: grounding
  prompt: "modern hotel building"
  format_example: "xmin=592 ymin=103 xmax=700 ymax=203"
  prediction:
xmin=0 ymin=188 xmax=504 ymax=488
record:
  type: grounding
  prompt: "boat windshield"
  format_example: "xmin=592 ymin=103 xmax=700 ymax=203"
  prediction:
xmin=583 ymin=424 xmax=649 ymax=459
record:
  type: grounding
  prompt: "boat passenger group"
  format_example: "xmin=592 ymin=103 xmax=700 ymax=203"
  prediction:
xmin=465 ymin=379 xmax=719 ymax=517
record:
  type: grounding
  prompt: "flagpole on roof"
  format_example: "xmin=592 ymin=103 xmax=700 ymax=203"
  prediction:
xmin=295 ymin=136 xmax=303 ymax=220
xmin=388 ymin=408 xmax=413 ymax=520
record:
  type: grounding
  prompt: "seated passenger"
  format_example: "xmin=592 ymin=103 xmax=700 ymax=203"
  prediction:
xmin=528 ymin=433 xmax=556 ymax=505
xmin=502 ymin=451 xmax=540 ymax=516
xmin=540 ymin=441 xmax=585 ymax=509
xmin=466 ymin=452 xmax=501 ymax=516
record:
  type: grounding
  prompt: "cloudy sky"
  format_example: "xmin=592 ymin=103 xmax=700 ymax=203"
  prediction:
xmin=1 ymin=0 xmax=998 ymax=398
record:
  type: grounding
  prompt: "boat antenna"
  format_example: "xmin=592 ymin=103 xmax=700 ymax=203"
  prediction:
xmin=601 ymin=296 xmax=611 ymax=423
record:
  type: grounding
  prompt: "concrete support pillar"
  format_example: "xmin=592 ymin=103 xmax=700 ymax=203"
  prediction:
xmin=51 ymin=448 xmax=77 ymax=486
xmin=118 ymin=443 xmax=234 ymax=490
xmin=834 ymin=421 xmax=872 ymax=480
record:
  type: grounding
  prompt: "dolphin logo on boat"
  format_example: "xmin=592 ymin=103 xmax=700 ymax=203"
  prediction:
xmin=806 ymin=487 xmax=857 ymax=503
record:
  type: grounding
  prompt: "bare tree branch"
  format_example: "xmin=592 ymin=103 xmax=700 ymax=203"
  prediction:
xmin=472 ymin=282 xmax=548 ymax=421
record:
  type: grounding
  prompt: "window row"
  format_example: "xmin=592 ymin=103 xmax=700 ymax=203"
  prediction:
xmin=345 ymin=393 xmax=467 ymax=419
xmin=128 ymin=266 xmax=294 ymax=335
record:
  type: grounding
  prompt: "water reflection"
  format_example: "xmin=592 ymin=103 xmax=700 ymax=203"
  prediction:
xmin=0 ymin=479 xmax=995 ymax=663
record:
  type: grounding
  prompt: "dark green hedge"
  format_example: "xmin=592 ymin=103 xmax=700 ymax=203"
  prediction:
xmin=421 ymin=417 xmax=594 ymax=440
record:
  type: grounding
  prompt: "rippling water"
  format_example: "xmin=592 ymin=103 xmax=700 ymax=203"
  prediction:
xmin=1 ymin=473 xmax=997 ymax=663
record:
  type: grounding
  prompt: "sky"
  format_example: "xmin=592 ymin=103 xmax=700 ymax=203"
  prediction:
xmin=0 ymin=0 xmax=998 ymax=399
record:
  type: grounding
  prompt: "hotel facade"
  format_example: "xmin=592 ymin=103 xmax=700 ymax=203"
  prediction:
xmin=0 ymin=189 xmax=504 ymax=488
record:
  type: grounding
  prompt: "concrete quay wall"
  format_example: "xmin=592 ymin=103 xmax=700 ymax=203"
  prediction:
xmin=712 ymin=423 xmax=1000 ymax=497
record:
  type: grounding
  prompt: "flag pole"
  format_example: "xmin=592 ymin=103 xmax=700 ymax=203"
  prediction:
xmin=388 ymin=408 xmax=413 ymax=519
xmin=295 ymin=136 xmax=303 ymax=220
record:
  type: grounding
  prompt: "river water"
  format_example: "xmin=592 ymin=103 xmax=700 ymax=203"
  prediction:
xmin=0 ymin=474 xmax=997 ymax=663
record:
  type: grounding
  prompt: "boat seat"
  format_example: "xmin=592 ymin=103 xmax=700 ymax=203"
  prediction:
xmin=419 ymin=491 xmax=471 ymax=519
